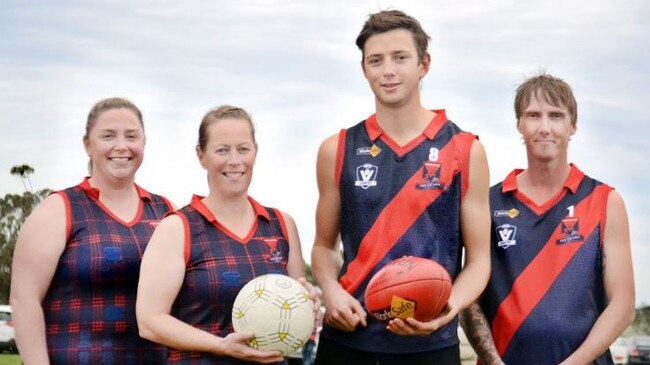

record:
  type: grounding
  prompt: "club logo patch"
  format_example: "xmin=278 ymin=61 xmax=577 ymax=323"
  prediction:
xmin=356 ymin=144 xmax=382 ymax=157
xmin=415 ymin=161 xmax=445 ymax=190
xmin=496 ymin=224 xmax=517 ymax=249
xmin=355 ymin=163 xmax=378 ymax=189
xmin=557 ymin=217 xmax=584 ymax=244
xmin=263 ymin=238 xmax=284 ymax=263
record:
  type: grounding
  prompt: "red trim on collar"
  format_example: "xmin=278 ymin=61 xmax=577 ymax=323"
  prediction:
xmin=364 ymin=109 xmax=448 ymax=142
xmin=134 ymin=183 xmax=153 ymax=200
xmin=78 ymin=177 xmax=152 ymax=201
xmin=501 ymin=164 xmax=584 ymax=194
xmin=248 ymin=196 xmax=270 ymax=220
xmin=189 ymin=195 xmax=270 ymax=223
xmin=564 ymin=163 xmax=584 ymax=193
xmin=423 ymin=109 xmax=448 ymax=139
xmin=501 ymin=169 xmax=524 ymax=193
xmin=79 ymin=178 xmax=100 ymax=200
xmin=365 ymin=114 xmax=383 ymax=141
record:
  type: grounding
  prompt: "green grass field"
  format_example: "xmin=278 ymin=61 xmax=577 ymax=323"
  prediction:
xmin=0 ymin=354 xmax=19 ymax=365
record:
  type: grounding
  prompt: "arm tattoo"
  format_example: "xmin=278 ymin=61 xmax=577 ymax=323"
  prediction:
xmin=460 ymin=302 xmax=505 ymax=365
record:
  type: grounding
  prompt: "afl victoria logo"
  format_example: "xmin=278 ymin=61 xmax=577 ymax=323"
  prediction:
xmin=355 ymin=163 xmax=378 ymax=189
xmin=496 ymin=224 xmax=517 ymax=249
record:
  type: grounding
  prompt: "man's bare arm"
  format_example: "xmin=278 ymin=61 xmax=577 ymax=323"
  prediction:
xmin=459 ymin=302 xmax=505 ymax=365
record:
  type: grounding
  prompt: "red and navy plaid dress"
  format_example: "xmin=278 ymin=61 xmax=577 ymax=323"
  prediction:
xmin=43 ymin=178 xmax=173 ymax=364
xmin=169 ymin=195 xmax=290 ymax=364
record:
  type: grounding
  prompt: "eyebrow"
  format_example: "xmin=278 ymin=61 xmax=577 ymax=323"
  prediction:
xmin=524 ymin=108 xmax=566 ymax=115
xmin=97 ymin=128 xmax=142 ymax=135
xmin=367 ymin=49 xmax=410 ymax=57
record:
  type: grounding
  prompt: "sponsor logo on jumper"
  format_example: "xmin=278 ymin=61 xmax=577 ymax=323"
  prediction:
xmin=264 ymin=238 xmax=284 ymax=263
xmin=355 ymin=163 xmax=378 ymax=189
xmin=494 ymin=208 xmax=520 ymax=219
xmin=356 ymin=144 xmax=382 ymax=157
xmin=557 ymin=217 xmax=584 ymax=244
xmin=496 ymin=223 xmax=517 ymax=249
xmin=415 ymin=161 xmax=444 ymax=190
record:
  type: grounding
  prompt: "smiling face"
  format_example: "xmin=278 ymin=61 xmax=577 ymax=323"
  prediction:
xmin=84 ymin=108 xmax=145 ymax=182
xmin=197 ymin=118 xmax=257 ymax=198
xmin=518 ymin=92 xmax=576 ymax=164
xmin=362 ymin=29 xmax=430 ymax=108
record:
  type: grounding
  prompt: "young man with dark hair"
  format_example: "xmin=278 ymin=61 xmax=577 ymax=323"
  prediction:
xmin=311 ymin=10 xmax=491 ymax=365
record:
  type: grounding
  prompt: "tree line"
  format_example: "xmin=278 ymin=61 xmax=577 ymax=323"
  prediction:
xmin=0 ymin=164 xmax=50 ymax=303
xmin=0 ymin=164 xmax=648 ymax=336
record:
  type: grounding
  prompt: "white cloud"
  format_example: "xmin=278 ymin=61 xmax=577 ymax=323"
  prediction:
xmin=1 ymin=0 xmax=649 ymax=305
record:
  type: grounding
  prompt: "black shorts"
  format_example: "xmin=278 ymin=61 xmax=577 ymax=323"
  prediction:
xmin=314 ymin=336 xmax=461 ymax=365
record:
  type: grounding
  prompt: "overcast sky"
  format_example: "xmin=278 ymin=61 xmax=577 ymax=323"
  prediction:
xmin=1 ymin=0 xmax=649 ymax=305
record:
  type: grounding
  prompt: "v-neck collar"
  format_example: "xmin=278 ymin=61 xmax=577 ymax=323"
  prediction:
xmin=78 ymin=177 xmax=151 ymax=227
xmin=189 ymin=194 xmax=269 ymax=244
xmin=502 ymin=164 xmax=584 ymax=215
xmin=364 ymin=109 xmax=448 ymax=158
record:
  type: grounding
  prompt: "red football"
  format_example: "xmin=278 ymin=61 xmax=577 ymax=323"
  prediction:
xmin=364 ymin=256 xmax=452 ymax=322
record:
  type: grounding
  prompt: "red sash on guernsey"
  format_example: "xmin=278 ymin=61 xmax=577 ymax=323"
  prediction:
xmin=491 ymin=184 xmax=611 ymax=356
xmin=339 ymin=132 xmax=472 ymax=294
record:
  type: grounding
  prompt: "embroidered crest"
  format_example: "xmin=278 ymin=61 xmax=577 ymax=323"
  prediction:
xmin=496 ymin=224 xmax=517 ymax=249
xmin=415 ymin=161 xmax=445 ymax=190
xmin=557 ymin=217 xmax=584 ymax=244
xmin=263 ymin=238 xmax=284 ymax=263
xmin=355 ymin=163 xmax=378 ymax=189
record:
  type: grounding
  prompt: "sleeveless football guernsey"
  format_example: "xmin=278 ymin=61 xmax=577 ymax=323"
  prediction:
xmin=321 ymin=110 xmax=476 ymax=353
xmin=480 ymin=165 xmax=614 ymax=365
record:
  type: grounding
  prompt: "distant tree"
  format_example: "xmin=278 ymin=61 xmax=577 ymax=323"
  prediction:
xmin=304 ymin=262 xmax=314 ymax=284
xmin=10 ymin=164 xmax=35 ymax=191
xmin=0 ymin=165 xmax=50 ymax=303
xmin=632 ymin=305 xmax=650 ymax=335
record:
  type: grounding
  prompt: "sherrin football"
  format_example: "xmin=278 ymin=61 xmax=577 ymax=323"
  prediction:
xmin=364 ymin=256 xmax=452 ymax=322
xmin=231 ymin=274 xmax=314 ymax=356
